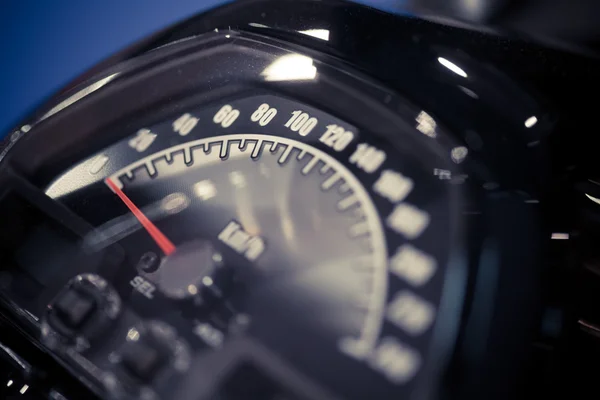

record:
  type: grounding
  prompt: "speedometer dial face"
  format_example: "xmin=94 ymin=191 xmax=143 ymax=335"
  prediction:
xmin=45 ymin=94 xmax=458 ymax=399
xmin=102 ymin=133 xmax=389 ymax=343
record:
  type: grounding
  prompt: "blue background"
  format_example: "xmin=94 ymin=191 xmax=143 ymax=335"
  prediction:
xmin=0 ymin=1 xmax=403 ymax=136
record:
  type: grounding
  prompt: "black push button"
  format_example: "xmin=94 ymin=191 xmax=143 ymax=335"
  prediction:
xmin=121 ymin=338 xmax=169 ymax=382
xmin=54 ymin=288 xmax=96 ymax=329
xmin=43 ymin=274 xmax=121 ymax=348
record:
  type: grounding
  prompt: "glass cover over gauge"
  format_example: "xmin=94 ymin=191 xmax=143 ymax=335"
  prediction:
xmin=0 ymin=31 xmax=473 ymax=400
xmin=43 ymin=91 xmax=457 ymax=398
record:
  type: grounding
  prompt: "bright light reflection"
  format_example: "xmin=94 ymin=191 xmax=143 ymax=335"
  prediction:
xmin=551 ymin=233 xmax=569 ymax=240
xmin=20 ymin=385 xmax=29 ymax=394
xmin=459 ymin=86 xmax=479 ymax=99
xmin=438 ymin=57 xmax=468 ymax=78
xmin=187 ymin=285 xmax=198 ymax=295
xmin=126 ymin=328 xmax=140 ymax=342
xmin=194 ymin=180 xmax=217 ymax=200
xmin=585 ymin=193 xmax=600 ymax=206
xmin=7 ymin=380 xmax=12 ymax=387
xmin=41 ymin=73 xmax=119 ymax=121
xmin=451 ymin=146 xmax=469 ymax=164
xmin=299 ymin=29 xmax=330 ymax=41
xmin=262 ymin=54 xmax=317 ymax=82
xmin=415 ymin=111 xmax=437 ymax=138
xmin=525 ymin=116 xmax=538 ymax=128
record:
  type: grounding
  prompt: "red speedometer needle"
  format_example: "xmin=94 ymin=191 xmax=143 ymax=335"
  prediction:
xmin=105 ymin=177 xmax=176 ymax=256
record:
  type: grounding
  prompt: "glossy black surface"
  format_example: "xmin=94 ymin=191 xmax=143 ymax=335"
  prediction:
xmin=0 ymin=0 xmax=599 ymax=399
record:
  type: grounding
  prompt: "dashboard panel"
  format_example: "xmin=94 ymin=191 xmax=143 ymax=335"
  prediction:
xmin=1 ymin=1 xmax=599 ymax=399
